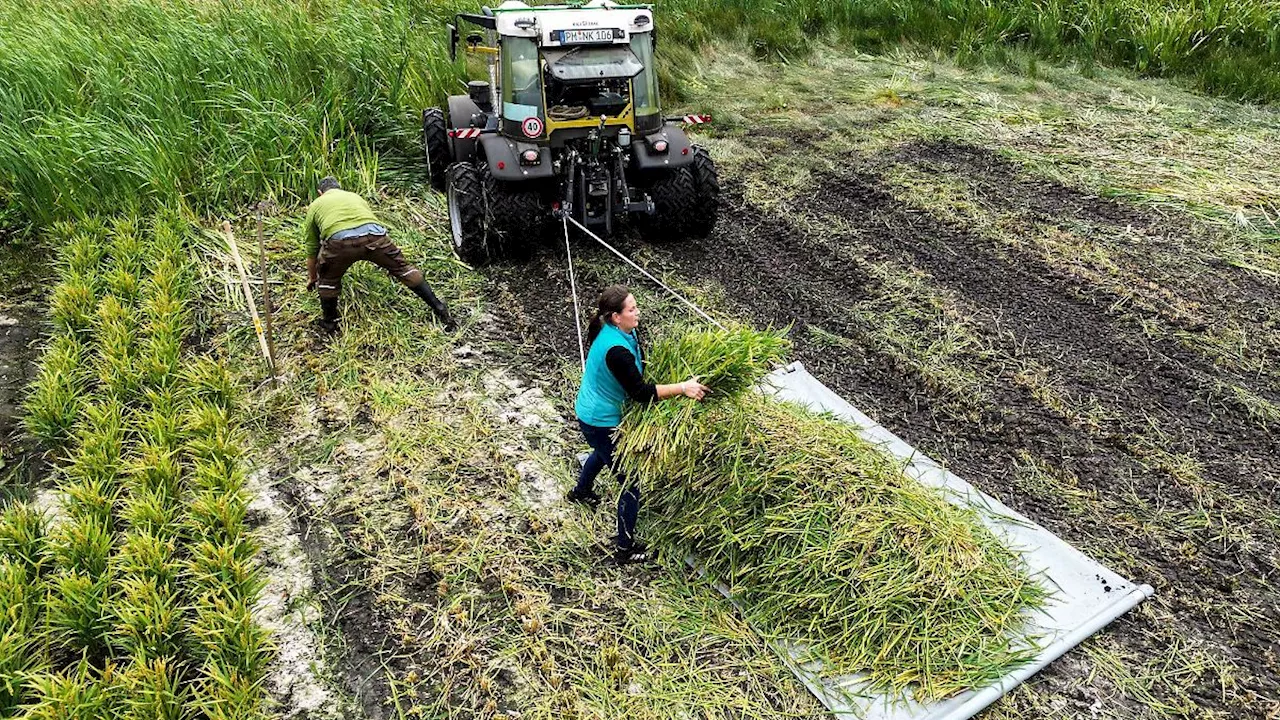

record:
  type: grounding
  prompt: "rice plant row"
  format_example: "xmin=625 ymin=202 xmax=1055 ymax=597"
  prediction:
xmin=1 ymin=214 xmax=268 ymax=719
xmin=616 ymin=326 xmax=1048 ymax=701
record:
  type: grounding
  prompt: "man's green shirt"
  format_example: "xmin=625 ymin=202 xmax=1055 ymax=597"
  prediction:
xmin=302 ymin=189 xmax=381 ymax=257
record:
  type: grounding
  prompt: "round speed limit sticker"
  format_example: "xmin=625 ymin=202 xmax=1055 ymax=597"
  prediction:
xmin=521 ymin=116 xmax=544 ymax=138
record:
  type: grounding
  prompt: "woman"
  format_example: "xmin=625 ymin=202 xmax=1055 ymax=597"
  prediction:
xmin=570 ymin=285 xmax=709 ymax=564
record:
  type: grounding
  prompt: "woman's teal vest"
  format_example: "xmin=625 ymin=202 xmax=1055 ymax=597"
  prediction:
xmin=575 ymin=323 xmax=643 ymax=428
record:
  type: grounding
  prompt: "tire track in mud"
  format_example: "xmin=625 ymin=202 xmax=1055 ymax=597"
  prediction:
xmin=808 ymin=169 xmax=1280 ymax=500
xmin=630 ymin=187 xmax=1280 ymax=716
xmin=892 ymin=140 xmax=1280 ymax=381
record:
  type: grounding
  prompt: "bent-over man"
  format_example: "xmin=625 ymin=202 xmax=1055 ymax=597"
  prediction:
xmin=304 ymin=177 xmax=456 ymax=333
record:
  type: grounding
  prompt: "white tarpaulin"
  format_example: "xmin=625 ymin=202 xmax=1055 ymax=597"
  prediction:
xmin=750 ymin=362 xmax=1154 ymax=720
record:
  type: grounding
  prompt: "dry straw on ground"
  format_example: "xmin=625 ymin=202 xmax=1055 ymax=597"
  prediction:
xmin=618 ymin=326 xmax=1047 ymax=701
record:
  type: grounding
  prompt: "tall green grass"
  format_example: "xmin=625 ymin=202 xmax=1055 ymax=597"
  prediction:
xmin=660 ymin=0 xmax=1280 ymax=102
xmin=0 ymin=0 xmax=471 ymax=229
xmin=3 ymin=0 xmax=1277 ymax=234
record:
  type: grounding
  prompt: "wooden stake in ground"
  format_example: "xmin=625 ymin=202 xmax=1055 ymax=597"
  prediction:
xmin=222 ymin=220 xmax=275 ymax=376
xmin=256 ymin=207 xmax=278 ymax=384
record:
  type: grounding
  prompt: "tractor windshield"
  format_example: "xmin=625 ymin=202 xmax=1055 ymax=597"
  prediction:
xmin=629 ymin=32 xmax=658 ymax=117
xmin=543 ymin=45 xmax=643 ymax=82
xmin=502 ymin=36 xmax=543 ymax=121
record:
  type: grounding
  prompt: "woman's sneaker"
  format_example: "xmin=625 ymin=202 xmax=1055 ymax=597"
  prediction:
xmin=566 ymin=488 xmax=602 ymax=507
xmin=614 ymin=541 xmax=656 ymax=565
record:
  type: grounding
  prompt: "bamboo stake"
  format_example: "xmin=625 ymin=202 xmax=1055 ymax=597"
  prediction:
xmin=256 ymin=207 xmax=279 ymax=384
xmin=221 ymin=220 xmax=275 ymax=375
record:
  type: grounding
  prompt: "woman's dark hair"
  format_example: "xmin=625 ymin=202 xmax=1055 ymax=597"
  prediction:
xmin=586 ymin=284 xmax=631 ymax=345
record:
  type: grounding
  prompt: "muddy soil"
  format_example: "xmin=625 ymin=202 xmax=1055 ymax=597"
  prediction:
xmin=0 ymin=307 xmax=38 ymax=441
xmin=483 ymin=150 xmax=1280 ymax=717
xmin=0 ymin=240 xmax=51 ymax=497
xmin=272 ymin=438 xmax=418 ymax=720
xmin=892 ymin=140 xmax=1280 ymax=385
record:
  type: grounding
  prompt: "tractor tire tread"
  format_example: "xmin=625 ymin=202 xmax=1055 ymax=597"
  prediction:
xmin=637 ymin=167 xmax=698 ymax=241
xmin=688 ymin=145 xmax=720 ymax=238
xmin=484 ymin=170 xmax=548 ymax=260
xmin=446 ymin=162 xmax=490 ymax=265
xmin=423 ymin=108 xmax=450 ymax=192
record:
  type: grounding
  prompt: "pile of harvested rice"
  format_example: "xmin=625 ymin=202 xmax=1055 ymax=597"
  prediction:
xmin=617 ymin=326 xmax=1046 ymax=700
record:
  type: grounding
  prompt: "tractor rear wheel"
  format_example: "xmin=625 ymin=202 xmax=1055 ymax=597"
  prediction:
xmin=687 ymin=145 xmax=720 ymax=238
xmin=423 ymin=108 xmax=450 ymax=192
xmin=636 ymin=167 xmax=697 ymax=241
xmin=484 ymin=171 xmax=549 ymax=261
xmin=446 ymin=162 xmax=490 ymax=265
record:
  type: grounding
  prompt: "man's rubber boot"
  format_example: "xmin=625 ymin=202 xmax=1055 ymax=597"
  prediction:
xmin=410 ymin=282 xmax=457 ymax=331
xmin=317 ymin=297 xmax=341 ymax=336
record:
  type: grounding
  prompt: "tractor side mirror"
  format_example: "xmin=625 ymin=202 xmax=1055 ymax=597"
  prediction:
xmin=448 ymin=24 xmax=458 ymax=61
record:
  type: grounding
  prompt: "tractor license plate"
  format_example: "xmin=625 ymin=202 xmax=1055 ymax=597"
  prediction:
xmin=560 ymin=28 xmax=616 ymax=44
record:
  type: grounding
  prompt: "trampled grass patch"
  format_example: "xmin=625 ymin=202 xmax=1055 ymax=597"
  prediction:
xmin=618 ymin=327 xmax=1047 ymax=700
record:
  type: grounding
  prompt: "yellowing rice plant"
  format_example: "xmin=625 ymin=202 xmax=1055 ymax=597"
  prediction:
xmin=618 ymin=327 xmax=1047 ymax=701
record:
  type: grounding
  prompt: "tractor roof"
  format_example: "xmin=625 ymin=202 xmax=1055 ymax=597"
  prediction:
xmin=491 ymin=1 xmax=653 ymax=40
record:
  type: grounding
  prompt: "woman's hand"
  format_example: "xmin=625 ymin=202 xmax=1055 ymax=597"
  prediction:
xmin=655 ymin=377 xmax=710 ymax=402
xmin=680 ymin=377 xmax=709 ymax=400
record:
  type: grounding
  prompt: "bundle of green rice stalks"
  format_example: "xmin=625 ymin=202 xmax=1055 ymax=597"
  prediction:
xmin=616 ymin=327 xmax=1046 ymax=701
xmin=620 ymin=325 xmax=790 ymax=479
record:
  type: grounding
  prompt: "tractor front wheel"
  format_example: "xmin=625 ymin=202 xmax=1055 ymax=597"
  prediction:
xmin=484 ymin=172 xmax=549 ymax=261
xmin=636 ymin=167 xmax=697 ymax=242
xmin=446 ymin=162 xmax=490 ymax=265
xmin=423 ymin=108 xmax=450 ymax=192
xmin=687 ymin=145 xmax=720 ymax=238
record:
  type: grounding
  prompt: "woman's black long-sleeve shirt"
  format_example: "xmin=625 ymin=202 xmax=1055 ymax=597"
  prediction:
xmin=604 ymin=346 xmax=657 ymax=403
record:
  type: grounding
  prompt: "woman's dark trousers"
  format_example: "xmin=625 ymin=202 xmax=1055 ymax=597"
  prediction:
xmin=575 ymin=421 xmax=641 ymax=550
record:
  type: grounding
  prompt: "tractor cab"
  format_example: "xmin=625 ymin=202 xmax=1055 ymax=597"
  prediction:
xmin=457 ymin=1 xmax=660 ymax=143
xmin=423 ymin=1 xmax=719 ymax=265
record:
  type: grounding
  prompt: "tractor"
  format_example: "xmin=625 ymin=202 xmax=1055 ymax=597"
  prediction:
xmin=423 ymin=0 xmax=720 ymax=265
